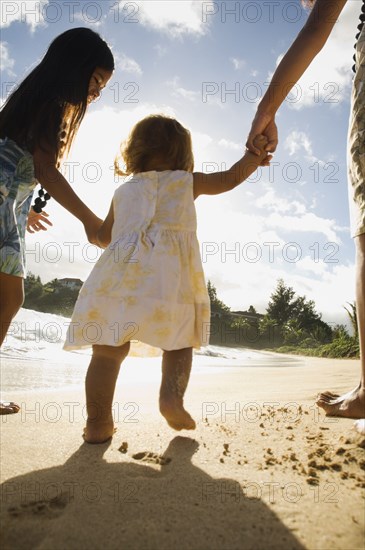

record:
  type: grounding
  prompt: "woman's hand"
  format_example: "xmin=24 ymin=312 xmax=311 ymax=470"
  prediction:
xmin=27 ymin=210 xmax=53 ymax=233
xmin=246 ymin=113 xmax=278 ymax=156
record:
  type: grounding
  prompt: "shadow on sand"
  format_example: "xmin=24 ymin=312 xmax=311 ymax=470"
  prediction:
xmin=0 ymin=436 xmax=305 ymax=550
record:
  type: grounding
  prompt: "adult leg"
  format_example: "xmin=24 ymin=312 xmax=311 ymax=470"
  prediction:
xmin=316 ymin=234 xmax=365 ymax=418
xmin=0 ymin=272 xmax=24 ymax=414
xmin=84 ymin=341 xmax=130 ymax=443
xmin=159 ymin=347 xmax=196 ymax=430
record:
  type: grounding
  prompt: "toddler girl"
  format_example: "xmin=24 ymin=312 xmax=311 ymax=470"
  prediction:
xmin=64 ymin=114 xmax=268 ymax=443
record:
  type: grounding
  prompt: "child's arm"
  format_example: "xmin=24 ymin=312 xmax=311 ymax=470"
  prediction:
xmin=96 ymin=201 xmax=114 ymax=248
xmin=33 ymin=148 xmax=102 ymax=244
xmin=193 ymin=135 xmax=268 ymax=198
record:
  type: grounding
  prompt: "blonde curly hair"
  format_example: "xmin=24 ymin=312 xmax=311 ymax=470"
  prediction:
xmin=115 ymin=114 xmax=194 ymax=176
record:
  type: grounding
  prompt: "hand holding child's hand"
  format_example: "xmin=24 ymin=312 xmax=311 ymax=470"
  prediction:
xmin=84 ymin=214 xmax=103 ymax=245
xmin=252 ymin=135 xmax=272 ymax=167
xmin=246 ymin=114 xmax=278 ymax=155
xmin=253 ymin=134 xmax=268 ymax=151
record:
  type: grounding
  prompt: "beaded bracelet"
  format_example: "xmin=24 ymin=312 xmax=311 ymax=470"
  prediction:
xmin=32 ymin=187 xmax=51 ymax=214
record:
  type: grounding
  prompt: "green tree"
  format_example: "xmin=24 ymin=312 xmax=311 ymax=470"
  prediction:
xmin=331 ymin=324 xmax=349 ymax=339
xmin=258 ymin=316 xmax=281 ymax=347
xmin=266 ymin=279 xmax=295 ymax=327
xmin=344 ymin=302 xmax=358 ymax=338
xmin=23 ymin=275 xmax=81 ymax=316
xmin=291 ymin=296 xmax=320 ymax=329
xmin=265 ymin=279 xmax=332 ymax=346
xmin=207 ymin=280 xmax=230 ymax=314
xmin=23 ymin=273 xmax=44 ymax=307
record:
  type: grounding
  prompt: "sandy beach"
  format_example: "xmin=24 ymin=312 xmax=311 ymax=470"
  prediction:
xmin=1 ymin=353 xmax=364 ymax=550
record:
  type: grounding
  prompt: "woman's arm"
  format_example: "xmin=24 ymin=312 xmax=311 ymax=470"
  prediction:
xmin=193 ymin=135 xmax=268 ymax=198
xmin=246 ymin=0 xmax=348 ymax=154
xmin=96 ymin=201 xmax=114 ymax=248
xmin=33 ymin=147 xmax=103 ymax=244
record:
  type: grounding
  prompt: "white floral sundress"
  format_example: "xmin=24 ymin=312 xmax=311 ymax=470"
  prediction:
xmin=64 ymin=170 xmax=211 ymax=351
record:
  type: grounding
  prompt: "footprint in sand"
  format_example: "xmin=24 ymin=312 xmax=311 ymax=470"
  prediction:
xmin=7 ymin=493 xmax=69 ymax=518
xmin=132 ymin=451 xmax=171 ymax=465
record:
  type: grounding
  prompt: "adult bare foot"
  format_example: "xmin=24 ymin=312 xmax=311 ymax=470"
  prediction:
xmin=317 ymin=382 xmax=362 ymax=403
xmin=83 ymin=419 xmax=116 ymax=444
xmin=160 ymin=397 xmax=196 ymax=431
xmin=316 ymin=385 xmax=365 ymax=418
xmin=0 ymin=401 xmax=20 ymax=415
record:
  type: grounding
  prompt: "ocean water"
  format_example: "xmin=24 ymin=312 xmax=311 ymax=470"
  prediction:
xmin=0 ymin=309 xmax=301 ymax=394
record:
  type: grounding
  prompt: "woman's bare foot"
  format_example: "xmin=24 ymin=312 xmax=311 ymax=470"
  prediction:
xmin=0 ymin=401 xmax=20 ymax=415
xmin=83 ymin=419 xmax=116 ymax=444
xmin=316 ymin=385 xmax=365 ymax=419
xmin=160 ymin=397 xmax=196 ymax=431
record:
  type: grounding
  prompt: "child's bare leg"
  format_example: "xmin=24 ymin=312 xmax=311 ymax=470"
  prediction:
xmin=159 ymin=347 xmax=196 ymax=431
xmin=85 ymin=342 xmax=130 ymax=443
xmin=0 ymin=273 xmax=24 ymax=415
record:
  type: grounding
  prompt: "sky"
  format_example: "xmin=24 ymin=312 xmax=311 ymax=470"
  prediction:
xmin=0 ymin=0 xmax=361 ymax=329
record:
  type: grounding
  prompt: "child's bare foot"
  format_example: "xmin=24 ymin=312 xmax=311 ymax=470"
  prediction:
xmin=83 ymin=419 xmax=116 ymax=444
xmin=316 ymin=385 xmax=365 ymax=419
xmin=159 ymin=397 xmax=196 ymax=431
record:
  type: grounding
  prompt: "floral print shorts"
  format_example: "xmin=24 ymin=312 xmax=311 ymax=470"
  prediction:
xmin=0 ymin=138 xmax=37 ymax=277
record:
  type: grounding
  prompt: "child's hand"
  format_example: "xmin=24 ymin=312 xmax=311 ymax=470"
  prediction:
xmin=84 ymin=214 xmax=103 ymax=245
xmin=27 ymin=210 xmax=53 ymax=233
xmin=252 ymin=135 xmax=272 ymax=167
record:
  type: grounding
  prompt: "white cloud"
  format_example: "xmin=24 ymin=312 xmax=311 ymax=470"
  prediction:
xmin=125 ymin=0 xmax=210 ymax=38
xmin=285 ymin=130 xmax=313 ymax=157
xmin=0 ymin=42 xmax=15 ymax=74
xmin=265 ymin=212 xmax=342 ymax=244
xmin=73 ymin=11 xmax=103 ymax=28
xmin=191 ymin=131 xmax=214 ymax=154
xmin=118 ymin=53 xmax=143 ymax=75
xmin=295 ymin=255 xmax=329 ymax=277
xmin=256 ymin=188 xmax=307 ymax=215
xmin=0 ymin=0 xmax=48 ymax=31
xmin=154 ymin=44 xmax=167 ymax=57
xmin=230 ymin=57 xmax=246 ymax=70
xmin=270 ymin=1 xmax=359 ymax=110
xmin=289 ymin=262 xmax=356 ymax=328
xmin=218 ymin=138 xmax=242 ymax=151
xmin=284 ymin=129 xmax=325 ymax=168
xmin=166 ymin=76 xmax=199 ymax=102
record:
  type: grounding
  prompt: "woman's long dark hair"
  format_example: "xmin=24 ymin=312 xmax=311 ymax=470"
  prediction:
xmin=0 ymin=27 xmax=114 ymax=163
